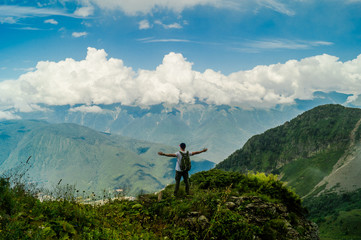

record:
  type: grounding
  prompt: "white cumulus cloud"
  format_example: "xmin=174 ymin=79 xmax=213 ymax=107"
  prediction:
xmin=44 ymin=19 xmax=58 ymax=25
xmin=1 ymin=47 xmax=361 ymax=112
xmin=74 ymin=6 xmax=95 ymax=17
xmin=139 ymin=19 xmax=151 ymax=29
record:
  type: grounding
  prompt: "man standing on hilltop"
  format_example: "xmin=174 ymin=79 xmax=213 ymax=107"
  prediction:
xmin=158 ymin=143 xmax=208 ymax=196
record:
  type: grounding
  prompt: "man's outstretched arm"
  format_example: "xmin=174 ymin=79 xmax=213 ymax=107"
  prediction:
xmin=191 ymin=148 xmax=208 ymax=155
xmin=158 ymin=152 xmax=177 ymax=157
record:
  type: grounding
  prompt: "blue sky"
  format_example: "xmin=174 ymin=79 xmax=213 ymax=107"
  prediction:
xmin=2 ymin=0 xmax=360 ymax=78
xmin=1 ymin=0 xmax=361 ymax=117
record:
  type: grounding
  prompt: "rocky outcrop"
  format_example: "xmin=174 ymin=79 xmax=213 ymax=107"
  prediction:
xmin=182 ymin=195 xmax=319 ymax=240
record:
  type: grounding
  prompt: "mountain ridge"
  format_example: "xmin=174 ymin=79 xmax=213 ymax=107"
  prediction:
xmin=216 ymin=104 xmax=361 ymax=195
xmin=215 ymin=104 xmax=361 ymax=239
xmin=0 ymin=120 xmax=214 ymax=195
xmin=3 ymin=91 xmax=356 ymax=164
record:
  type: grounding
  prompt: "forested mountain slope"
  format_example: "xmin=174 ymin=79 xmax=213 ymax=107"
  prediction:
xmin=216 ymin=104 xmax=361 ymax=239
xmin=217 ymin=104 xmax=361 ymax=196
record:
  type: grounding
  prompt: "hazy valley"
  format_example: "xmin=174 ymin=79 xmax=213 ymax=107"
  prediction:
xmin=0 ymin=120 xmax=213 ymax=196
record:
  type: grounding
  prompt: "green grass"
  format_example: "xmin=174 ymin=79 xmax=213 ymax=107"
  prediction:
xmin=318 ymin=209 xmax=361 ymax=240
xmin=0 ymin=169 xmax=316 ymax=240
xmin=280 ymin=147 xmax=345 ymax=196
xmin=304 ymin=189 xmax=361 ymax=240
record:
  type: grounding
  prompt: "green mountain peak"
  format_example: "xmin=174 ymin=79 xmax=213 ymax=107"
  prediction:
xmin=216 ymin=104 xmax=361 ymax=240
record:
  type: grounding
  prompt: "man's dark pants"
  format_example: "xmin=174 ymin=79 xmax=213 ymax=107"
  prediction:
xmin=174 ymin=170 xmax=189 ymax=195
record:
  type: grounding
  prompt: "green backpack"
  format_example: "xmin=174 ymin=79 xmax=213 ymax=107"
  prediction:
xmin=179 ymin=151 xmax=191 ymax=171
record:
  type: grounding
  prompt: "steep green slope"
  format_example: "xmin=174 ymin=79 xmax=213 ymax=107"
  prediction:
xmin=216 ymin=104 xmax=361 ymax=240
xmin=0 ymin=120 xmax=48 ymax=166
xmin=0 ymin=170 xmax=319 ymax=239
xmin=303 ymin=189 xmax=361 ymax=240
xmin=0 ymin=120 xmax=214 ymax=195
xmin=216 ymin=104 xmax=361 ymax=196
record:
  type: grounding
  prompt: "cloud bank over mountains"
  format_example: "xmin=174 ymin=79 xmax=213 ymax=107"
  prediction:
xmin=1 ymin=47 xmax=361 ymax=116
xmin=86 ymin=0 xmax=240 ymax=15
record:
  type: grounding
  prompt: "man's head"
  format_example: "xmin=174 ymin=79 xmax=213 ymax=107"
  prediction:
xmin=180 ymin=143 xmax=186 ymax=150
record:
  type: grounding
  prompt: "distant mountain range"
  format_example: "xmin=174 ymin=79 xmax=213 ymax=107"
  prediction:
xmin=1 ymin=92 xmax=360 ymax=238
xmin=0 ymin=120 xmax=214 ymax=195
xmin=13 ymin=91 xmax=353 ymax=163
xmin=216 ymin=104 xmax=361 ymax=239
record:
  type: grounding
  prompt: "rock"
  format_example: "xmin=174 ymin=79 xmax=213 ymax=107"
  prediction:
xmin=225 ymin=202 xmax=237 ymax=209
xmin=188 ymin=211 xmax=201 ymax=217
xmin=157 ymin=191 xmax=162 ymax=201
xmin=197 ymin=215 xmax=209 ymax=229
xmin=198 ymin=215 xmax=208 ymax=222
xmin=198 ymin=215 xmax=209 ymax=223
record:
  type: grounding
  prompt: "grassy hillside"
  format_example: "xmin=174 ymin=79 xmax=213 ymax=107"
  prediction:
xmin=0 ymin=120 xmax=48 ymax=166
xmin=216 ymin=104 xmax=361 ymax=196
xmin=0 ymin=169 xmax=318 ymax=239
xmin=216 ymin=104 xmax=361 ymax=240
xmin=0 ymin=120 xmax=214 ymax=196
xmin=304 ymin=189 xmax=361 ymax=240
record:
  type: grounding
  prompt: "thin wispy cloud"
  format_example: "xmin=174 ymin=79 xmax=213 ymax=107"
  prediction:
xmin=138 ymin=20 xmax=183 ymax=30
xmin=256 ymin=0 xmax=295 ymax=16
xmin=310 ymin=41 xmax=334 ymax=47
xmin=86 ymin=0 xmax=224 ymax=15
xmin=13 ymin=67 xmax=36 ymax=72
xmin=84 ymin=0 xmax=297 ymax=16
xmin=0 ymin=5 xmax=81 ymax=23
xmin=0 ymin=5 xmax=71 ymax=17
xmin=44 ymin=19 xmax=58 ymax=25
xmin=154 ymin=20 xmax=182 ymax=29
xmin=242 ymin=39 xmax=333 ymax=51
xmin=15 ymin=27 xmax=45 ymax=31
xmin=140 ymin=38 xmax=190 ymax=43
xmin=0 ymin=17 xmax=17 ymax=24
xmin=347 ymin=0 xmax=361 ymax=3
xmin=72 ymin=32 xmax=88 ymax=38
xmin=0 ymin=111 xmax=20 ymax=120
xmin=70 ymin=105 xmax=104 ymax=113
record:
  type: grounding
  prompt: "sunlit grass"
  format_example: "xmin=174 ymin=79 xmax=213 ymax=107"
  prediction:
xmin=0 ymin=167 xmax=315 ymax=239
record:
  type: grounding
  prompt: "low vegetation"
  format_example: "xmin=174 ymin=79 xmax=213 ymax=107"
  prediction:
xmin=216 ymin=104 xmax=361 ymax=195
xmin=0 ymin=169 xmax=318 ymax=239
xmin=304 ymin=189 xmax=361 ymax=240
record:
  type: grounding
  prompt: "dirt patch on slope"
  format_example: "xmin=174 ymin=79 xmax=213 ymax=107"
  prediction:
xmin=307 ymin=118 xmax=361 ymax=196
